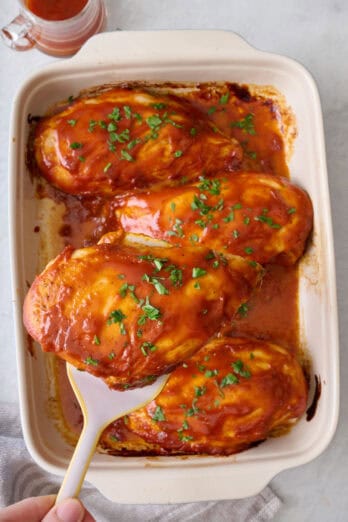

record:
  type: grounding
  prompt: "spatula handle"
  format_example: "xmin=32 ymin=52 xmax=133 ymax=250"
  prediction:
xmin=56 ymin=421 xmax=102 ymax=503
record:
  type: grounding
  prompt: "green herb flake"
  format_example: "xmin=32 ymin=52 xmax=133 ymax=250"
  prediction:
xmin=193 ymin=281 xmax=201 ymax=290
xmin=67 ymin=119 xmax=77 ymax=127
xmin=194 ymin=385 xmax=207 ymax=397
xmin=232 ymin=359 xmax=251 ymax=379
xmin=220 ymin=373 xmax=239 ymax=387
xmin=207 ymin=106 xmax=217 ymax=115
xmin=123 ymin=105 xmax=132 ymax=118
xmin=205 ymin=369 xmax=219 ymax=378
xmin=219 ymin=92 xmax=230 ymax=104
xmin=78 ymin=155 xmax=86 ymax=162
xmin=127 ymin=138 xmax=142 ymax=150
xmin=107 ymin=122 xmax=118 ymax=132
xmin=108 ymin=107 xmax=121 ymax=121
xmin=98 ymin=120 xmax=107 ymax=129
xmin=190 ymin=127 xmax=197 ymax=136
xmin=120 ymin=149 xmax=134 ymax=162
xmin=254 ymin=214 xmax=281 ymax=229
xmin=151 ymin=102 xmax=167 ymax=110
xmin=237 ymin=303 xmax=249 ymax=317
xmin=138 ymin=297 xmax=161 ymax=325
xmin=244 ymin=246 xmax=254 ymax=255
xmin=147 ymin=114 xmax=162 ymax=129
xmin=190 ymin=233 xmax=199 ymax=243
xmin=108 ymin=352 xmax=115 ymax=360
xmin=104 ymin=162 xmax=112 ymax=173
xmin=140 ymin=341 xmax=157 ymax=356
xmin=174 ymin=150 xmax=183 ymax=158
xmin=93 ymin=335 xmax=101 ymax=345
xmin=107 ymin=309 xmax=126 ymax=325
xmin=84 ymin=356 xmax=99 ymax=366
xmin=192 ymin=267 xmax=207 ymax=279
xmin=233 ymin=229 xmax=240 ymax=239
xmin=152 ymin=406 xmax=166 ymax=422
xmin=230 ymin=113 xmax=256 ymax=135
xmin=244 ymin=217 xmax=250 ymax=225
xmin=288 ymin=207 xmax=297 ymax=215
xmin=70 ymin=142 xmax=83 ymax=150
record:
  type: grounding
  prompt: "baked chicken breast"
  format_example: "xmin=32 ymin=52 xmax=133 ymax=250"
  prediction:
xmin=100 ymin=337 xmax=308 ymax=455
xmin=115 ymin=172 xmax=313 ymax=265
xmin=33 ymin=87 xmax=242 ymax=195
xmin=23 ymin=239 xmax=262 ymax=389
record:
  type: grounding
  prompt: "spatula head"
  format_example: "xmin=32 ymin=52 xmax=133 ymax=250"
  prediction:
xmin=67 ymin=363 xmax=168 ymax=428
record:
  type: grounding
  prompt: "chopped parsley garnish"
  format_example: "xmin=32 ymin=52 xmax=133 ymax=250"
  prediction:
xmin=244 ymin=217 xmax=250 ymax=225
xmin=219 ymin=92 xmax=230 ymax=104
xmin=84 ymin=356 xmax=99 ymax=366
xmin=119 ymin=282 xmax=139 ymax=302
xmin=147 ymin=114 xmax=162 ymax=129
xmin=104 ymin=162 xmax=112 ymax=172
xmin=78 ymin=155 xmax=85 ymax=162
xmin=194 ymin=385 xmax=207 ymax=397
xmin=120 ymin=149 xmax=134 ymax=162
xmin=150 ymin=102 xmax=167 ymax=110
xmin=87 ymin=120 xmax=97 ymax=132
xmin=192 ymin=267 xmax=207 ymax=279
xmin=107 ymin=309 xmax=126 ymax=324
xmin=198 ymin=177 xmax=221 ymax=195
xmin=244 ymin=246 xmax=254 ymax=254
xmin=140 ymin=341 xmax=157 ymax=356
xmin=151 ymin=406 xmax=166 ymax=422
xmin=190 ymin=127 xmax=197 ymax=136
xmin=207 ymin=106 xmax=216 ymax=114
xmin=220 ymin=373 xmax=239 ymax=387
xmin=190 ymin=234 xmax=199 ymax=243
xmin=230 ymin=113 xmax=256 ymax=135
xmin=123 ymin=105 xmax=132 ymax=118
xmin=142 ymin=274 xmax=169 ymax=295
xmin=167 ymin=266 xmax=183 ymax=287
xmin=249 ymin=260 xmax=257 ymax=268
xmin=67 ymin=119 xmax=77 ymax=126
xmin=205 ymin=369 xmax=219 ymax=378
xmin=98 ymin=120 xmax=107 ymax=129
xmin=138 ymin=254 xmax=168 ymax=271
xmin=107 ymin=122 xmax=118 ymax=132
xmin=174 ymin=150 xmax=183 ymax=158
xmin=254 ymin=214 xmax=281 ymax=229
xmin=70 ymin=142 xmax=83 ymax=149
xmin=127 ymin=138 xmax=142 ymax=150
xmin=138 ymin=297 xmax=161 ymax=325
xmin=93 ymin=335 xmax=101 ymax=345
xmin=186 ymin=398 xmax=200 ymax=417
xmin=288 ymin=207 xmax=297 ymax=214
xmin=108 ymin=107 xmax=121 ymax=121
xmin=237 ymin=303 xmax=249 ymax=317
xmin=111 ymin=128 xmax=130 ymax=143
xmin=193 ymin=281 xmax=201 ymax=290
xmin=108 ymin=352 xmax=115 ymax=360
xmin=232 ymin=360 xmax=251 ymax=378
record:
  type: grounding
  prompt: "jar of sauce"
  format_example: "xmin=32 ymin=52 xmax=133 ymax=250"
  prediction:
xmin=1 ymin=0 xmax=106 ymax=57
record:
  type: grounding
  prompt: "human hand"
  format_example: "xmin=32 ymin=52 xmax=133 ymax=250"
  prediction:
xmin=0 ymin=495 xmax=95 ymax=522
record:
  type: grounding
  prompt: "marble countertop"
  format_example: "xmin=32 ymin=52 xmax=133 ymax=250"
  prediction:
xmin=0 ymin=1 xmax=347 ymax=520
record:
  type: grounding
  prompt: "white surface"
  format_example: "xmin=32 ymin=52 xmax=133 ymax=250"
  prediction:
xmin=0 ymin=0 xmax=347 ymax=519
xmin=9 ymin=29 xmax=339 ymax=504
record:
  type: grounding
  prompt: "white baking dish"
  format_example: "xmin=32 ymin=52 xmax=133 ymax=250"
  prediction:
xmin=9 ymin=30 xmax=339 ymax=503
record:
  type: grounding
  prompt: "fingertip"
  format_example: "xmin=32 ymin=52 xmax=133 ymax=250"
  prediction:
xmin=43 ymin=498 xmax=85 ymax=522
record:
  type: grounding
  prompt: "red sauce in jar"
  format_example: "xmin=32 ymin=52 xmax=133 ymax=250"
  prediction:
xmin=25 ymin=0 xmax=88 ymax=21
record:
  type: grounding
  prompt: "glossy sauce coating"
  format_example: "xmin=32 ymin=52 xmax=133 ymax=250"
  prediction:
xmin=101 ymin=337 xmax=308 ymax=455
xmin=24 ymin=239 xmax=262 ymax=389
xmin=33 ymin=87 xmax=242 ymax=195
xmin=116 ymin=172 xmax=313 ymax=265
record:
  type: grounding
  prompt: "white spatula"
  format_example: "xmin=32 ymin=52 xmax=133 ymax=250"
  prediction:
xmin=57 ymin=363 xmax=168 ymax=503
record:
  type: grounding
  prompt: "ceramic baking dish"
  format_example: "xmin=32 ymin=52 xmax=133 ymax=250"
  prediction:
xmin=9 ymin=30 xmax=339 ymax=503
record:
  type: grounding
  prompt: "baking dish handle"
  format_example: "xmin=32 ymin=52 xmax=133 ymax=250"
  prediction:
xmin=68 ymin=30 xmax=256 ymax=65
